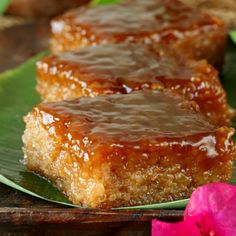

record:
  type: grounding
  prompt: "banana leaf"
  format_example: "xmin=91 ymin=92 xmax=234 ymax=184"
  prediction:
xmin=91 ymin=0 xmax=121 ymax=5
xmin=0 ymin=0 xmax=10 ymax=15
xmin=230 ymin=31 xmax=236 ymax=44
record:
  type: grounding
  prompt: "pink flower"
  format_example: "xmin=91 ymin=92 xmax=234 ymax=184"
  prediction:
xmin=152 ymin=183 xmax=236 ymax=236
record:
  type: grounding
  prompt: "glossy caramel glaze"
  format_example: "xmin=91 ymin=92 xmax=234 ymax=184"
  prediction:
xmin=39 ymin=90 xmax=216 ymax=140
xmin=23 ymin=90 xmax=235 ymax=208
xmin=37 ymin=43 xmax=233 ymax=126
xmin=66 ymin=0 xmax=217 ymax=35
xmin=51 ymin=0 xmax=227 ymax=67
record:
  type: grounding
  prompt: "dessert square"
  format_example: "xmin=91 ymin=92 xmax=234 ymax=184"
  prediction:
xmin=23 ymin=90 xmax=235 ymax=208
xmin=37 ymin=43 xmax=233 ymax=126
xmin=51 ymin=0 xmax=227 ymax=68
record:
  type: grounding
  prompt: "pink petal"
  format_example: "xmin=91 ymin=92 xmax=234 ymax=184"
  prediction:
xmin=152 ymin=216 xmax=202 ymax=236
xmin=152 ymin=183 xmax=236 ymax=236
xmin=185 ymin=183 xmax=236 ymax=235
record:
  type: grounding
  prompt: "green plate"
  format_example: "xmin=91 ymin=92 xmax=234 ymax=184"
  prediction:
xmin=0 ymin=41 xmax=235 ymax=210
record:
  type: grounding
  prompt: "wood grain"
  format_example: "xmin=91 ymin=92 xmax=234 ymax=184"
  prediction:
xmin=0 ymin=207 xmax=183 ymax=224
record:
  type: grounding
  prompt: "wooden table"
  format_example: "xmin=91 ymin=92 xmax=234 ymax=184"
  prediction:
xmin=0 ymin=19 xmax=183 ymax=236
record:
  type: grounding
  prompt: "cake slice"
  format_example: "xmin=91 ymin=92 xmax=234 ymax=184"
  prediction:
xmin=51 ymin=0 xmax=227 ymax=68
xmin=23 ymin=90 xmax=235 ymax=209
xmin=37 ymin=43 xmax=233 ymax=126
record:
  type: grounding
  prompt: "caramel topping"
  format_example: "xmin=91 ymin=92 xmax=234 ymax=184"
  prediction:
xmin=39 ymin=90 xmax=215 ymax=141
xmin=58 ymin=0 xmax=220 ymax=37
xmin=38 ymin=41 xmax=232 ymax=126
xmin=45 ymin=43 xmax=193 ymax=92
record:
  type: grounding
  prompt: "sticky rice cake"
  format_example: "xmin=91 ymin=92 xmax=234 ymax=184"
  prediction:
xmin=50 ymin=0 xmax=227 ymax=68
xmin=22 ymin=90 xmax=235 ymax=209
xmin=37 ymin=43 xmax=233 ymax=126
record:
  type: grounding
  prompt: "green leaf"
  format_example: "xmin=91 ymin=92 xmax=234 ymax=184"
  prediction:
xmin=0 ymin=41 xmax=236 ymax=210
xmin=0 ymin=52 xmax=75 ymax=207
xmin=0 ymin=0 xmax=10 ymax=15
xmin=222 ymin=40 xmax=236 ymax=129
xmin=229 ymin=31 xmax=236 ymax=44
xmin=91 ymin=0 xmax=121 ymax=6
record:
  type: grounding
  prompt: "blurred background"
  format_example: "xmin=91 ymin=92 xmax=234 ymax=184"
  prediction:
xmin=0 ymin=0 xmax=235 ymax=72
xmin=0 ymin=0 xmax=235 ymax=28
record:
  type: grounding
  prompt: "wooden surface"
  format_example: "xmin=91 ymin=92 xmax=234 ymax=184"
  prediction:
xmin=0 ymin=20 xmax=184 ymax=236
xmin=0 ymin=19 xmax=50 ymax=72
